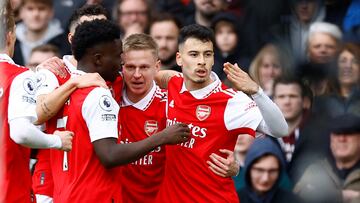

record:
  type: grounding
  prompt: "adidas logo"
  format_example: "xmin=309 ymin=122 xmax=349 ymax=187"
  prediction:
xmin=169 ymin=100 xmax=174 ymax=108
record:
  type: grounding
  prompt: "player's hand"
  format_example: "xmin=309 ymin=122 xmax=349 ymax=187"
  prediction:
xmin=35 ymin=57 xmax=67 ymax=78
xmin=159 ymin=123 xmax=190 ymax=145
xmin=223 ymin=62 xmax=259 ymax=95
xmin=71 ymin=73 xmax=108 ymax=89
xmin=207 ymin=149 xmax=239 ymax=177
xmin=54 ymin=130 xmax=74 ymax=151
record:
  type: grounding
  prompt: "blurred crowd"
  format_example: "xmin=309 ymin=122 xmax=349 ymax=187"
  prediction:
xmin=8 ymin=0 xmax=360 ymax=202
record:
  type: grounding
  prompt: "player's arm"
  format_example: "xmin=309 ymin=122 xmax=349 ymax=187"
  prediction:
xmin=83 ymin=88 xmax=190 ymax=169
xmin=34 ymin=57 xmax=107 ymax=124
xmin=207 ymin=149 xmax=239 ymax=177
xmin=93 ymin=124 xmax=190 ymax=168
xmin=223 ymin=62 xmax=288 ymax=137
xmin=154 ymin=70 xmax=179 ymax=89
xmin=8 ymin=71 xmax=73 ymax=151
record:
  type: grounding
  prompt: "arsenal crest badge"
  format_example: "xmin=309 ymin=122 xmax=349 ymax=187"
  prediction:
xmin=144 ymin=120 xmax=158 ymax=136
xmin=196 ymin=105 xmax=211 ymax=121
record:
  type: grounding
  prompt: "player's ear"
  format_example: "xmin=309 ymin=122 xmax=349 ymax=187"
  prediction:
xmin=93 ymin=53 xmax=102 ymax=66
xmin=176 ymin=52 xmax=182 ymax=66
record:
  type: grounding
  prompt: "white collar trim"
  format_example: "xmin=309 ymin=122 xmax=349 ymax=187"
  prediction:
xmin=0 ymin=54 xmax=15 ymax=64
xmin=122 ymin=81 xmax=157 ymax=111
xmin=179 ymin=72 xmax=221 ymax=99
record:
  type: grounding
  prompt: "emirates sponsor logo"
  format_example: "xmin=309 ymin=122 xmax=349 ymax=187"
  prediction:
xmin=196 ymin=105 xmax=211 ymax=121
xmin=144 ymin=120 xmax=158 ymax=136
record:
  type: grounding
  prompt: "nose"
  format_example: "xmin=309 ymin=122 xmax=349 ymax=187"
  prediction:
xmin=260 ymin=172 xmax=270 ymax=182
xmin=198 ymin=55 xmax=205 ymax=65
xmin=133 ymin=67 xmax=142 ymax=78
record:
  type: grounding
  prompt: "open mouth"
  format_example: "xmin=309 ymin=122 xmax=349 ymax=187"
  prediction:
xmin=195 ymin=69 xmax=207 ymax=77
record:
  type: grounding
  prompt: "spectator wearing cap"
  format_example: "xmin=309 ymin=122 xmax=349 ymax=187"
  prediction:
xmin=294 ymin=114 xmax=360 ymax=203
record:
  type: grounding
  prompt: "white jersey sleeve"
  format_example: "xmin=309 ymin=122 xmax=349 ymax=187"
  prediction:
xmin=8 ymin=70 xmax=38 ymax=122
xmin=35 ymin=69 xmax=60 ymax=96
xmin=82 ymin=87 xmax=119 ymax=142
xmin=224 ymin=91 xmax=262 ymax=131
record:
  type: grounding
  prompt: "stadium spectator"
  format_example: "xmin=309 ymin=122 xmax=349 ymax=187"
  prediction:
xmin=272 ymin=77 xmax=329 ymax=182
xmin=115 ymin=0 xmax=150 ymax=39
xmin=299 ymin=22 xmax=343 ymax=96
xmin=312 ymin=43 xmax=360 ymax=118
xmin=294 ymin=114 xmax=360 ymax=203
xmin=271 ymin=0 xmax=326 ymax=64
xmin=26 ymin=44 xmax=60 ymax=70
xmin=237 ymin=137 xmax=303 ymax=203
xmin=13 ymin=0 xmax=63 ymax=65
xmin=248 ymin=43 xmax=291 ymax=97
xmin=211 ymin=12 xmax=250 ymax=82
xmin=150 ymin=13 xmax=182 ymax=72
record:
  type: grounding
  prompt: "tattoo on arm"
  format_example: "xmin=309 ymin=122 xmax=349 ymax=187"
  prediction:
xmin=160 ymin=73 xmax=172 ymax=89
xmin=41 ymin=101 xmax=55 ymax=117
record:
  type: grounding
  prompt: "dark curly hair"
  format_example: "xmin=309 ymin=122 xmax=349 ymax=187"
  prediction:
xmin=68 ymin=4 xmax=109 ymax=33
xmin=71 ymin=19 xmax=121 ymax=61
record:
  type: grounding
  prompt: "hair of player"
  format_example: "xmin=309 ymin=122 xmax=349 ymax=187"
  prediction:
xmin=72 ymin=19 xmax=121 ymax=61
xmin=123 ymin=33 xmax=159 ymax=59
xmin=68 ymin=4 xmax=109 ymax=33
xmin=0 ymin=0 xmax=15 ymax=50
xmin=178 ymin=24 xmax=215 ymax=48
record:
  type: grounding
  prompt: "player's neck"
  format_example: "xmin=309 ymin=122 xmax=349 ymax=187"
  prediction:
xmin=185 ymin=78 xmax=213 ymax=91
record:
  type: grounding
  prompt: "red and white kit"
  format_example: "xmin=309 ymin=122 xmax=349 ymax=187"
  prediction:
xmin=0 ymin=54 xmax=37 ymax=203
xmin=119 ymin=82 xmax=167 ymax=203
xmin=156 ymin=73 xmax=263 ymax=203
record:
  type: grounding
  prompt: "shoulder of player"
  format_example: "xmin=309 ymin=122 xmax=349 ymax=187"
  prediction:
xmin=219 ymin=87 xmax=249 ymax=99
xmin=82 ymin=87 xmax=118 ymax=110
xmin=154 ymin=86 xmax=167 ymax=101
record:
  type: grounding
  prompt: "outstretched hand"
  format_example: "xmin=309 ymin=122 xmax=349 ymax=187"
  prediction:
xmin=223 ymin=62 xmax=259 ymax=95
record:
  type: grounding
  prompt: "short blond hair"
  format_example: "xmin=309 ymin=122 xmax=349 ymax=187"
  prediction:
xmin=123 ymin=33 xmax=158 ymax=58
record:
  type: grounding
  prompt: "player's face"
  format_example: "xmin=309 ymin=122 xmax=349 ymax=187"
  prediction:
xmin=122 ymin=49 xmax=160 ymax=102
xmin=308 ymin=32 xmax=338 ymax=64
xmin=338 ymin=50 xmax=359 ymax=87
xmin=177 ymin=38 xmax=214 ymax=90
xmin=98 ymin=40 xmax=122 ymax=82
xmin=20 ymin=2 xmax=53 ymax=32
xmin=150 ymin=21 xmax=179 ymax=63
xmin=330 ymin=134 xmax=360 ymax=164
xmin=250 ymin=155 xmax=280 ymax=195
xmin=273 ymin=83 xmax=304 ymax=122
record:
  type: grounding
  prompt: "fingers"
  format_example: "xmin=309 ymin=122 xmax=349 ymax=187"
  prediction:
xmin=207 ymin=160 xmax=227 ymax=177
xmin=219 ymin=149 xmax=234 ymax=157
xmin=209 ymin=153 xmax=229 ymax=167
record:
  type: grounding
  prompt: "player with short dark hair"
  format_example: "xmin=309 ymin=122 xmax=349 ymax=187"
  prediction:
xmin=155 ymin=24 xmax=288 ymax=203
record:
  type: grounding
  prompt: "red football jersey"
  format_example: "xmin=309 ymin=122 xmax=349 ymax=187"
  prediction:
xmin=0 ymin=54 xmax=37 ymax=203
xmin=119 ymin=83 xmax=167 ymax=203
xmin=156 ymin=73 xmax=262 ymax=203
xmin=52 ymin=82 xmax=121 ymax=203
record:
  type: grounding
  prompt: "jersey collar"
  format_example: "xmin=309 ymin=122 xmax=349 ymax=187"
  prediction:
xmin=0 ymin=53 xmax=15 ymax=64
xmin=180 ymin=71 xmax=221 ymax=99
xmin=122 ymin=81 xmax=157 ymax=111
